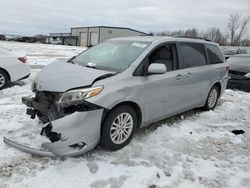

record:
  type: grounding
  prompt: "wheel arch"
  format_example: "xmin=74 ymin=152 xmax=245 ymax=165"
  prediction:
xmin=103 ymin=101 xmax=142 ymax=129
xmin=0 ymin=67 xmax=11 ymax=81
xmin=212 ymin=82 xmax=222 ymax=97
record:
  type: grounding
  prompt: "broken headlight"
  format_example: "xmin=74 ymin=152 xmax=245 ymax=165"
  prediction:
xmin=58 ymin=86 xmax=103 ymax=104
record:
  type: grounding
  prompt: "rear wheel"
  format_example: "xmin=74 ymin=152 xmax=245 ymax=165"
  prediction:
xmin=100 ymin=105 xmax=137 ymax=151
xmin=203 ymin=85 xmax=219 ymax=111
xmin=0 ymin=70 xmax=9 ymax=90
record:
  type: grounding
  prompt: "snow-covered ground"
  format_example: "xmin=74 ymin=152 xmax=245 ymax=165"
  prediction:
xmin=0 ymin=41 xmax=250 ymax=188
xmin=0 ymin=41 xmax=85 ymax=66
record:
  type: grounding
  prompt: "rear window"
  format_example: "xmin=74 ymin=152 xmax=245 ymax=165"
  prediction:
xmin=180 ymin=43 xmax=207 ymax=68
xmin=205 ymin=44 xmax=224 ymax=64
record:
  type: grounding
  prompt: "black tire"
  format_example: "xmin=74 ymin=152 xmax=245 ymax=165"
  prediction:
xmin=203 ymin=85 xmax=220 ymax=111
xmin=0 ymin=70 xmax=9 ymax=90
xmin=100 ymin=105 xmax=138 ymax=151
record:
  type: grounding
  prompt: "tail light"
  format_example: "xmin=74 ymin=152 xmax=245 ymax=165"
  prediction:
xmin=18 ymin=56 xmax=27 ymax=64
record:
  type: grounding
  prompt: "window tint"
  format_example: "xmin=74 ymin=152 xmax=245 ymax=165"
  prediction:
xmin=180 ymin=43 xmax=207 ymax=68
xmin=205 ymin=44 xmax=224 ymax=64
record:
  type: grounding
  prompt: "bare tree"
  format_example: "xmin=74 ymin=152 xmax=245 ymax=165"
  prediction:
xmin=203 ymin=27 xmax=227 ymax=45
xmin=235 ymin=16 xmax=250 ymax=45
xmin=227 ymin=14 xmax=250 ymax=46
xmin=241 ymin=39 xmax=250 ymax=47
xmin=184 ymin=28 xmax=198 ymax=37
xmin=154 ymin=28 xmax=198 ymax=37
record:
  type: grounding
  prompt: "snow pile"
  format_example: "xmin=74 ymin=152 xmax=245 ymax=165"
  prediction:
xmin=0 ymin=41 xmax=249 ymax=188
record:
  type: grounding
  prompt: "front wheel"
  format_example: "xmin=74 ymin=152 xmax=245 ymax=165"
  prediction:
xmin=0 ymin=70 xmax=9 ymax=90
xmin=203 ymin=85 xmax=220 ymax=111
xmin=100 ymin=105 xmax=137 ymax=151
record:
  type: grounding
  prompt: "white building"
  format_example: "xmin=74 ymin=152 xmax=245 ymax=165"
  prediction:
xmin=48 ymin=33 xmax=78 ymax=46
xmin=49 ymin=26 xmax=148 ymax=47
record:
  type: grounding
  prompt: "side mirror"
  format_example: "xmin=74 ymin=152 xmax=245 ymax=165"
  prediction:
xmin=148 ymin=63 xmax=167 ymax=74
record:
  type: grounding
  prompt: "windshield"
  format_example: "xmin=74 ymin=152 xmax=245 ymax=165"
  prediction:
xmin=72 ymin=41 xmax=150 ymax=72
xmin=227 ymin=56 xmax=250 ymax=65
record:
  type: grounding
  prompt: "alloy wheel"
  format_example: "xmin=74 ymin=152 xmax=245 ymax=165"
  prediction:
xmin=110 ymin=112 xmax=133 ymax=144
xmin=208 ymin=88 xmax=218 ymax=108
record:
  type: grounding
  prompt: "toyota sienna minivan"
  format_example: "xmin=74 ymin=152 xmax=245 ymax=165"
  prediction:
xmin=4 ymin=36 xmax=229 ymax=157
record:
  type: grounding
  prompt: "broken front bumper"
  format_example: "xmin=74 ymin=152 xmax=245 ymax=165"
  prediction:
xmin=4 ymin=109 xmax=104 ymax=157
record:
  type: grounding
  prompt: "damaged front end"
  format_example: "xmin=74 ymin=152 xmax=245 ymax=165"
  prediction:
xmin=4 ymin=87 xmax=108 ymax=157
xmin=22 ymin=91 xmax=63 ymax=123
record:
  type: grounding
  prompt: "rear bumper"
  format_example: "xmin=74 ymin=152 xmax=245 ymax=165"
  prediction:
xmin=227 ymin=79 xmax=250 ymax=92
xmin=4 ymin=109 xmax=104 ymax=157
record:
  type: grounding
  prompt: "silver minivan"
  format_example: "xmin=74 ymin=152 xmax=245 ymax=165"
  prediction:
xmin=4 ymin=36 xmax=229 ymax=157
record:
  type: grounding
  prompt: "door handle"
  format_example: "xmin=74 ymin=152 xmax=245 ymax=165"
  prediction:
xmin=186 ymin=72 xmax=192 ymax=78
xmin=176 ymin=74 xmax=184 ymax=80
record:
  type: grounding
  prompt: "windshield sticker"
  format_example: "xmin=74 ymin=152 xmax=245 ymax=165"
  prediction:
xmin=131 ymin=42 xmax=148 ymax=48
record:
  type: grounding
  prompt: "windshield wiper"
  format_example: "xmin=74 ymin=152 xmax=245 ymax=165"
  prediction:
xmin=68 ymin=56 xmax=76 ymax=64
xmin=86 ymin=64 xmax=99 ymax=69
xmin=68 ymin=60 xmax=75 ymax=64
xmin=85 ymin=62 xmax=100 ymax=69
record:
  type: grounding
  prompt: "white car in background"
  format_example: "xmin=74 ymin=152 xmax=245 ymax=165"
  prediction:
xmin=50 ymin=37 xmax=62 ymax=45
xmin=0 ymin=48 xmax=31 ymax=90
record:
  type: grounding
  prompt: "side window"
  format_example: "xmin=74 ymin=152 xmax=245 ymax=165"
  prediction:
xmin=148 ymin=44 xmax=176 ymax=71
xmin=180 ymin=43 xmax=207 ymax=68
xmin=205 ymin=44 xmax=224 ymax=64
xmin=133 ymin=43 xmax=178 ymax=76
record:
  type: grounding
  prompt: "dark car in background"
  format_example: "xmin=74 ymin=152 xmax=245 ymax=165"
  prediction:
xmin=223 ymin=48 xmax=248 ymax=60
xmin=0 ymin=35 xmax=6 ymax=41
xmin=227 ymin=55 xmax=250 ymax=91
xmin=16 ymin=36 xmax=35 ymax=43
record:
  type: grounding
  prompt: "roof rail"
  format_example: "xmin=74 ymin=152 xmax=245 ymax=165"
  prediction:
xmin=174 ymin=35 xmax=212 ymax=42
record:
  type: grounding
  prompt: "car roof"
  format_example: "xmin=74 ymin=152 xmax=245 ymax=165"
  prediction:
xmin=230 ymin=54 xmax=250 ymax=58
xmin=222 ymin=47 xmax=248 ymax=51
xmin=109 ymin=36 xmax=216 ymax=45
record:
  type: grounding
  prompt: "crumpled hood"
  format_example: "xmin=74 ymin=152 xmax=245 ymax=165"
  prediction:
xmin=34 ymin=62 xmax=114 ymax=92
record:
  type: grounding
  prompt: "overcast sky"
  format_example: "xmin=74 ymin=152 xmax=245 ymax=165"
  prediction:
xmin=1 ymin=0 xmax=250 ymax=37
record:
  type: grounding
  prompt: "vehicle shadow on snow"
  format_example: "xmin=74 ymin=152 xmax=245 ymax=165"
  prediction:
xmin=135 ymin=109 xmax=199 ymax=138
xmin=7 ymin=80 xmax=27 ymax=88
xmin=134 ymin=98 xmax=225 ymax=138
